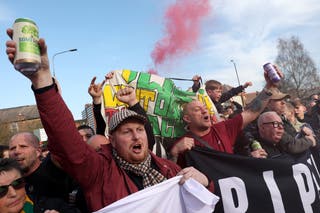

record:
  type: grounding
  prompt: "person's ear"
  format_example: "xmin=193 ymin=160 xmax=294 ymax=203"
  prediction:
xmin=302 ymin=106 xmax=307 ymax=112
xmin=206 ymin=89 xmax=212 ymax=95
xmin=109 ymin=135 xmax=116 ymax=147
xmin=183 ymin=114 xmax=191 ymax=123
xmin=36 ymin=147 xmax=42 ymax=159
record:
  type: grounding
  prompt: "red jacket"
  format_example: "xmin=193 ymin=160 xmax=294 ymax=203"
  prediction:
xmin=173 ymin=114 xmax=243 ymax=168
xmin=35 ymin=86 xmax=181 ymax=212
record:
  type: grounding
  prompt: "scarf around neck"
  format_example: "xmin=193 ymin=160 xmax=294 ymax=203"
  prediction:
xmin=112 ymin=149 xmax=166 ymax=188
xmin=21 ymin=195 xmax=33 ymax=213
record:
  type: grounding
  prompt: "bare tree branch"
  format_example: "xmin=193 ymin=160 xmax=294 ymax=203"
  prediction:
xmin=275 ymin=36 xmax=320 ymax=99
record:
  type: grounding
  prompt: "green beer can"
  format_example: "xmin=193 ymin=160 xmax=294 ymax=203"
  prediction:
xmin=13 ymin=18 xmax=41 ymax=73
xmin=251 ymin=140 xmax=262 ymax=151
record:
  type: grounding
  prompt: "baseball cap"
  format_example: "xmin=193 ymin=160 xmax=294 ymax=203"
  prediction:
xmin=270 ymin=88 xmax=290 ymax=100
xmin=109 ymin=109 xmax=147 ymax=133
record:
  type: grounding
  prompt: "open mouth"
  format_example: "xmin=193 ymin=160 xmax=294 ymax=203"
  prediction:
xmin=16 ymin=158 xmax=24 ymax=163
xmin=132 ymin=144 xmax=142 ymax=153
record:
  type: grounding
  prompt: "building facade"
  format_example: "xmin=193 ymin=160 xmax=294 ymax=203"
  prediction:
xmin=81 ymin=103 xmax=96 ymax=132
xmin=0 ymin=105 xmax=85 ymax=146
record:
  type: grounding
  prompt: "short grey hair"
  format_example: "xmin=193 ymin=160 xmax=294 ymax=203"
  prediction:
xmin=9 ymin=132 xmax=40 ymax=148
xmin=257 ymin=111 xmax=279 ymax=129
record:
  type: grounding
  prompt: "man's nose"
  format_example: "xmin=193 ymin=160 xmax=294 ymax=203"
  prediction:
xmin=82 ymin=135 xmax=88 ymax=142
xmin=13 ymin=147 xmax=21 ymax=154
xmin=7 ymin=185 xmax=18 ymax=197
xmin=132 ymin=130 xmax=140 ymax=139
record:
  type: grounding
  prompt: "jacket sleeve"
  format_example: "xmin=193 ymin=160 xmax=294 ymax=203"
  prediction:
xmin=280 ymin=132 xmax=313 ymax=154
xmin=192 ymin=82 xmax=200 ymax=93
xmin=220 ymin=85 xmax=244 ymax=103
xmin=232 ymin=101 xmax=243 ymax=112
xmin=34 ymin=85 xmax=106 ymax=189
xmin=129 ymin=103 xmax=155 ymax=150
xmin=93 ymin=103 xmax=106 ymax=135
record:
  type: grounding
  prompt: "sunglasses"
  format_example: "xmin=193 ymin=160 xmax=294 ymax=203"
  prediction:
xmin=0 ymin=177 xmax=25 ymax=198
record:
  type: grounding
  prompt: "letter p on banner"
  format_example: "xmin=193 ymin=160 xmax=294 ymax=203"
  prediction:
xmin=219 ymin=177 xmax=248 ymax=213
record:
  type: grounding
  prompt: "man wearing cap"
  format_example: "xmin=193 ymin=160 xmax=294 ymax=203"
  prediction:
xmin=266 ymin=88 xmax=290 ymax=115
xmin=267 ymin=90 xmax=315 ymax=144
xmin=5 ymin=30 xmax=213 ymax=212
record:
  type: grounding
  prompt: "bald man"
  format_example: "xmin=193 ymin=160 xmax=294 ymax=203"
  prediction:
xmin=87 ymin=135 xmax=110 ymax=151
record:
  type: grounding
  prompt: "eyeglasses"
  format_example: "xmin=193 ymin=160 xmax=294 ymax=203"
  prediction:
xmin=262 ymin=121 xmax=284 ymax=128
xmin=0 ymin=177 xmax=25 ymax=198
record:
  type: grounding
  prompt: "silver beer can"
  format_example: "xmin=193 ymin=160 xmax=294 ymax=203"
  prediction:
xmin=13 ymin=18 xmax=41 ymax=73
xmin=263 ymin=63 xmax=281 ymax=83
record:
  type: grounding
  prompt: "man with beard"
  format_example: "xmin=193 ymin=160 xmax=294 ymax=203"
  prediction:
xmin=5 ymin=28 xmax=213 ymax=213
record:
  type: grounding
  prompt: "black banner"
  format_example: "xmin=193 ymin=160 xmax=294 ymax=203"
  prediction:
xmin=185 ymin=147 xmax=320 ymax=213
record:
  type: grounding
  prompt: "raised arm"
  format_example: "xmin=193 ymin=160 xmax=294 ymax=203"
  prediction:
xmin=88 ymin=76 xmax=106 ymax=135
xmin=5 ymin=28 xmax=104 ymax=188
xmin=220 ymin=82 xmax=252 ymax=103
xmin=241 ymin=66 xmax=283 ymax=129
xmin=116 ymin=86 xmax=155 ymax=150
xmin=191 ymin=75 xmax=201 ymax=92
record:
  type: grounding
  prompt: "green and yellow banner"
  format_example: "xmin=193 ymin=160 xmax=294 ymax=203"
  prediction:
xmin=102 ymin=70 xmax=217 ymax=157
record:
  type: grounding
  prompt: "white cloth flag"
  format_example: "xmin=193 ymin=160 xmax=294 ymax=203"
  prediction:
xmin=93 ymin=176 xmax=219 ymax=213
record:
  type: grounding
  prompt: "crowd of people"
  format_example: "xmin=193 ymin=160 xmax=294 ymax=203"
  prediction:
xmin=2 ymin=28 xmax=320 ymax=213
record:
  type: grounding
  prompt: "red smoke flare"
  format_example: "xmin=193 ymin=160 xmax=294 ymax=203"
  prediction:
xmin=151 ymin=0 xmax=210 ymax=67
xmin=148 ymin=68 xmax=158 ymax=75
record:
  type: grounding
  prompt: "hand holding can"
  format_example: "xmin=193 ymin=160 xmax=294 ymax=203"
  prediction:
xmin=251 ymin=140 xmax=262 ymax=151
xmin=13 ymin=18 xmax=41 ymax=73
xmin=263 ymin=63 xmax=281 ymax=84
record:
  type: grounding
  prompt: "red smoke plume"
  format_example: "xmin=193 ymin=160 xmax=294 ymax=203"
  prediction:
xmin=149 ymin=0 xmax=210 ymax=74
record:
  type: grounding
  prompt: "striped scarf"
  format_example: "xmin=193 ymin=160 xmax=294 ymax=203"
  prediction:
xmin=112 ymin=149 xmax=166 ymax=188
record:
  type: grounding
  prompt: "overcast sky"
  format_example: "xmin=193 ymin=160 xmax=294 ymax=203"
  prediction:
xmin=0 ymin=0 xmax=319 ymax=119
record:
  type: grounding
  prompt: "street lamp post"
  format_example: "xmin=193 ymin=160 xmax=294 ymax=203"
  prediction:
xmin=230 ymin=59 xmax=245 ymax=106
xmin=52 ymin=49 xmax=77 ymax=77
xmin=230 ymin=59 xmax=241 ymax=87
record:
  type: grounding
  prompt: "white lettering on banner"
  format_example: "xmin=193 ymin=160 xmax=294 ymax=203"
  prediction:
xmin=311 ymin=173 xmax=320 ymax=201
xmin=308 ymin=156 xmax=320 ymax=200
xmin=263 ymin=171 xmax=285 ymax=213
xmin=308 ymin=156 xmax=320 ymax=179
xmin=217 ymin=163 xmax=319 ymax=212
xmin=292 ymin=163 xmax=315 ymax=213
xmin=159 ymin=98 xmax=165 ymax=109
xmin=219 ymin=177 xmax=248 ymax=213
